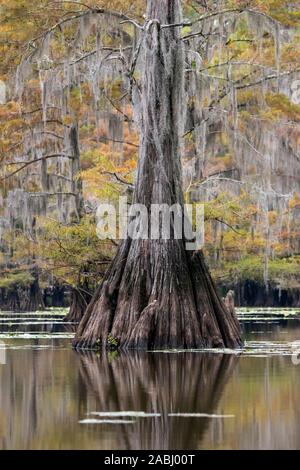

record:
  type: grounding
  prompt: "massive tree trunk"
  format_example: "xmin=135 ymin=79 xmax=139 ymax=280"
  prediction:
xmin=73 ymin=0 xmax=242 ymax=350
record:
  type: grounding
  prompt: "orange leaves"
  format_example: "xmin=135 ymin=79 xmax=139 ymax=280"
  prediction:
xmin=0 ymin=100 xmax=20 ymax=120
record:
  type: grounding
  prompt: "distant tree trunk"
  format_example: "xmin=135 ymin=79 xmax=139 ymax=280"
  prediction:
xmin=70 ymin=124 xmax=84 ymax=222
xmin=223 ymin=290 xmax=235 ymax=316
xmin=65 ymin=287 xmax=92 ymax=323
xmin=22 ymin=273 xmax=45 ymax=312
xmin=0 ymin=272 xmax=45 ymax=313
xmin=51 ymin=282 xmax=65 ymax=307
xmin=0 ymin=289 xmax=20 ymax=312
xmin=73 ymin=0 xmax=242 ymax=350
xmin=63 ymin=124 xmax=90 ymax=322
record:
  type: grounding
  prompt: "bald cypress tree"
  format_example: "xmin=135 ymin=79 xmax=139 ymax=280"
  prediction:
xmin=73 ymin=0 xmax=242 ymax=350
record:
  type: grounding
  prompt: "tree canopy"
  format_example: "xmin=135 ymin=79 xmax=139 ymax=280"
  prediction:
xmin=0 ymin=0 xmax=299 ymax=313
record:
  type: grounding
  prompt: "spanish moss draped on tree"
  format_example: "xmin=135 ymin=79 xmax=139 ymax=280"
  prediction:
xmin=73 ymin=0 xmax=242 ymax=350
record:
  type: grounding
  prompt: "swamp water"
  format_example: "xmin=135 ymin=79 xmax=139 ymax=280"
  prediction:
xmin=0 ymin=308 xmax=299 ymax=450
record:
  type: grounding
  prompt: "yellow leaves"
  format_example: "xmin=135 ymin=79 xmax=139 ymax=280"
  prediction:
xmin=238 ymin=89 xmax=260 ymax=108
xmin=0 ymin=271 xmax=34 ymax=289
xmin=80 ymin=149 xmax=121 ymax=201
xmin=95 ymin=0 xmax=144 ymax=17
xmin=264 ymin=93 xmax=300 ymax=122
xmin=69 ymin=87 xmax=82 ymax=114
xmin=202 ymin=182 xmax=299 ymax=268
xmin=80 ymin=149 xmax=98 ymax=170
xmin=78 ymin=126 xmax=137 ymax=201
xmin=0 ymin=100 xmax=20 ymax=119
xmin=229 ymin=0 xmax=299 ymax=26
xmin=281 ymin=40 xmax=300 ymax=68
xmin=182 ymin=26 xmax=191 ymax=37
xmin=288 ymin=192 xmax=300 ymax=209
xmin=35 ymin=215 xmax=114 ymax=286
xmin=247 ymin=203 xmax=259 ymax=217
xmin=111 ymin=79 xmax=124 ymax=100
xmin=268 ymin=210 xmax=278 ymax=225
xmin=0 ymin=118 xmax=23 ymax=133
xmin=0 ymin=102 xmax=24 ymax=152
xmin=62 ymin=115 xmax=73 ymax=126
xmin=203 ymin=193 xmax=249 ymax=231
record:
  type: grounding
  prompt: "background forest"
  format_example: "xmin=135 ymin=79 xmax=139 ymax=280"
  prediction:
xmin=0 ymin=0 xmax=300 ymax=315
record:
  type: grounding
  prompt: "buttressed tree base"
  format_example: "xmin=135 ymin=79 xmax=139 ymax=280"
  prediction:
xmin=73 ymin=0 xmax=242 ymax=350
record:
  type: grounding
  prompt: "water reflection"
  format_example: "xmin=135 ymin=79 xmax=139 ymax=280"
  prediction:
xmin=0 ymin=345 xmax=237 ymax=449
xmin=78 ymin=352 xmax=237 ymax=449
xmin=0 ymin=332 xmax=300 ymax=449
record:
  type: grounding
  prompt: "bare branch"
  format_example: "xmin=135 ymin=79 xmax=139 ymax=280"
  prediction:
xmin=236 ymin=68 xmax=300 ymax=89
xmin=27 ymin=191 xmax=77 ymax=197
xmin=102 ymin=90 xmax=132 ymax=122
xmin=214 ymin=217 xmax=243 ymax=235
xmin=163 ymin=8 xmax=245 ymax=29
xmin=71 ymin=46 xmax=132 ymax=65
xmin=22 ymin=106 xmax=60 ymax=116
xmin=28 ymin=6 xmax=142 ymax=45
xmin=39 ymin=131 xmax=64 ymax=140
xmin=199 ymin=177 xmax=244 ymax=186
xmin=1 ymin=154 xmax=74 ymax=181
xmin=119 ymin=19 xmax=144 ymax=30
xmin=164 ymin=7 xmax=280 ymax=31
xmin=98 ymin=136 xmax=139 ymax=148
xmin=102 ymin=171 xmax=134 ymax=188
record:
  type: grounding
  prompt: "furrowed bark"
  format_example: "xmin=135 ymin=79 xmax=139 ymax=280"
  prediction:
xmin=73 ymin=0 xmax=243 ymax=351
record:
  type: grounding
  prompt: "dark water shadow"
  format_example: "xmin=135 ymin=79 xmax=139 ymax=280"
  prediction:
xmin=77 ymin=351 xmax=238 ymax=450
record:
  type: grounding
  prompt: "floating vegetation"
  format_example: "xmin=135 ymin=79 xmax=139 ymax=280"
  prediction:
xmin=0 ymin=317 xmax=66 ymax=321
xmin=237 ymin=307 xmax=300 ymax=321
xmin=0 ymin=343 xmax=67 ymax=351
xmin=168 ymin=413 xmax=235 ymax=418
xmin=0 ymin=321 xmax=73 ymax=325
xmin=88 ymin=411 xmax=161 ymax=418
xmin=79 ymin=412 xmax=235 ymax=423
xmin=79 ymin=419 xmax=136 ymax=425
xmin=151 ymin=337 xmax=300 ymax=357
xmin=0 ymin=310 xmax=74 ymax=338
xmin=0 ymin=308 xmax=68 ymax=317
xmin=0 ymin=309 xmax=298 ymax=357
xmin=0 ymin=331 xmax=74 ymax=339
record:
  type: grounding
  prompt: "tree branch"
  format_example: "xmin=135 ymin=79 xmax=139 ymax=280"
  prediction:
xmin=164 ymin=7 xmax=280 ymax=31
xmin=102 ymin=171 xmax=134 ymax=188
xmin=1 ymin=154 xmax=74 ymax=181
xmin=214 ymin=217 xmax=243 ymax=235
xmin=236 ymin=68 xmax=300 ymax=90
xmin=29 ymin=6 xmax=142 ymax=45
xmin=98 ymin=136 xmax=139 ymax=148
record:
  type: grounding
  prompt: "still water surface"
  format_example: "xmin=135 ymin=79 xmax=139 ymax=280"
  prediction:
xmin=0 ymin=309 xmax=299 ymax=449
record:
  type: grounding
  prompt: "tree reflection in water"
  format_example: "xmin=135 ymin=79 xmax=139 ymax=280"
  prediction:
xmin=78 ymin=351 xmax=238 ymax=449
